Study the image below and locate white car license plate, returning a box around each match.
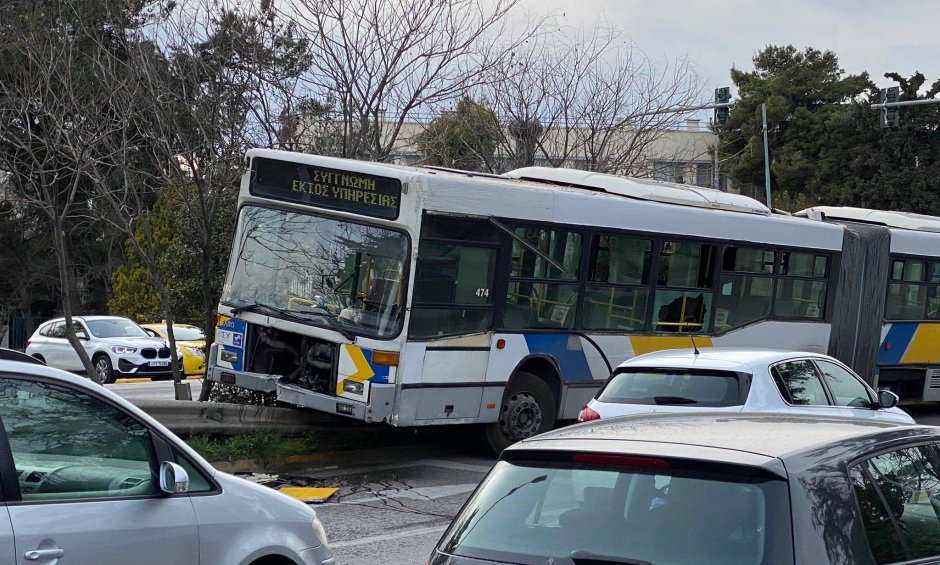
[150,361,170,367]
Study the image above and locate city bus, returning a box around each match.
[206,148,846,451]
[797,206,940,402]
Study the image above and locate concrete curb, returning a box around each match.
[132,399,343,435]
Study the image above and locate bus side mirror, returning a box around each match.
[877,389,899,410]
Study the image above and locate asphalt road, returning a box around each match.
[282,454,494,565]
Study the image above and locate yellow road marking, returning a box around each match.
[278,487,338,503]
[113,375,205,384]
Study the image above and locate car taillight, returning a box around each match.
[573,453,670,468]
[25,339,30,348]
[577,405,600,423]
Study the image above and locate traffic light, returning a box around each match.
[714,87,731,125]
[881,86,899,128]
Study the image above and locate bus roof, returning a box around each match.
[243,149,845,251]
[504,167,771,215]
[798,206,940,233]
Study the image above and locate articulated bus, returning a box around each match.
[206,148,864,450]
[797,207,940,403]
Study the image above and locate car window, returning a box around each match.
[86,319,149,339]
[170,327,205,341]
[175,454,213,493]
[0,377,159,501]
[597,369,744,407]
[771,360,829,405]
[849,465,907,564]
[47,322,65,339]
[38,323,53,337]
[853,445,940,563]
[815,360,873,408]
[439,458,793,565]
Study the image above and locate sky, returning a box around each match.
[518,0,940,94]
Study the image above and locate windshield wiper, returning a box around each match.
[286,306,357,342]
[570,551,652,565]
[653,396,697,405]
[231,302,356,341]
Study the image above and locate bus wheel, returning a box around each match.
[484,372,557,454]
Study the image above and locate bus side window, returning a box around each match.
[504,227,582,330]
[653,241,715,333]
[774,252,828,320]
[409,216,499,339]
[885,258,929,320]
[715,247,774,332]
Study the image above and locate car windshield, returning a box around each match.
[439,457,793,565]
[221,205,409,338]
[167,327,204,341]
[86,319,149,339]
[597,368,745,407]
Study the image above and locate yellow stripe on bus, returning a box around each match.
[901,324,940,364]
[629,336,713,356]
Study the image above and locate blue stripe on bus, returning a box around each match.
[362,349,391,384]
[879,323,918,365]
[523,334,593,382]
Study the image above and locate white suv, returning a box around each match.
[26,316,177,384]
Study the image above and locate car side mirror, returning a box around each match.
[76,331,88,340]
[877,389,900,410]
[159,461,190,494]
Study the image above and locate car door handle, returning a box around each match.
[24,547,65,560]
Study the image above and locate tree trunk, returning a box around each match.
[52,226,98,382]
[198,243,216,402]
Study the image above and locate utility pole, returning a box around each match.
[761,103,772,209]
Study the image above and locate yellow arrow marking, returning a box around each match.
[336,345,375,396]
[346,346,375,383]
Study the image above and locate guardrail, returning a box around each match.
[132,399,343,436]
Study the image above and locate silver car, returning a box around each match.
[578,348,913,424]
[0,359,334,564]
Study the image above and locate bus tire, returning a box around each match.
[484,371,557,455]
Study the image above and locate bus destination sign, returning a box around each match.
[250,157,402,220]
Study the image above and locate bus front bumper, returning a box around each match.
[206,365,280,393]
[277,382,395,424]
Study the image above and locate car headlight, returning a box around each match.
[110,346,138,354]
[312,515,329,547]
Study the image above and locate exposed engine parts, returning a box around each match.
[247,326,336,395]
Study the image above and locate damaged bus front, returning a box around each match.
[206,152,412,423]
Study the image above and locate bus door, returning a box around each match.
[406,214,502,422]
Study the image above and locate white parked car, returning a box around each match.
[578,348,913,424]
[0,358,334,564]
[26,316,178,384]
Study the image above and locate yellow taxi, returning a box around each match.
[140,322,207,378]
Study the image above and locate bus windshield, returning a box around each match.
[221,205,409,338]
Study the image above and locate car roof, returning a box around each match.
[620,348,834,372]
[507,413,932,476]
[41,315,135,324]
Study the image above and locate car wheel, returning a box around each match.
[31,354,45,364]
[94,354,116,384]
[484,371,557,455]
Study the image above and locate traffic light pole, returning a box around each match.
[872,99,940,109]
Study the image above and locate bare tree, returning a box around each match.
[481,23,705,175]
[0,14,111,381]
[280,0,535,161]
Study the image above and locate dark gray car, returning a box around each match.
[430,413,940,565]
